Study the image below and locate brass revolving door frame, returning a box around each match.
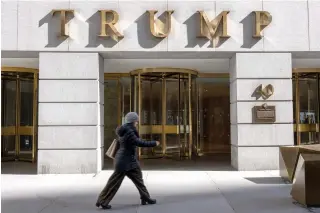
[130,68,198,159]
[1,67,38,162]
[293,68,320,145]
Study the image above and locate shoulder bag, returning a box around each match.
[105,139,119,159]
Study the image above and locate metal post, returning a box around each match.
[178,74,181,159]
[16,76,20,159]
[317,74,320,143]
[188,73,193,159]
[32,73,38,163]
[138,72,142,158]
[162,77,166,156]
[295,73,301,145]
[117,79,121,126]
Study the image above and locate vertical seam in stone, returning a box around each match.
[205,172,236,213]
[214,1,217,49]
[167,0,169,52]
[307,0,311,51]
[262,0,265,51]
[116,0,120,49]
[97,55,103,173]
[68,0,71,51]
[16,0,19,50]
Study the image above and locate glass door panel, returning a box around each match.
[104,75,132,163]
[140,79,153,157]
[139,78,163,158]
[1,136,16,159]
[1,78,17,160]
[151,80,163,156]
[1,69,38,162]
[179,76,190,158]
[119,77,131,123]
[18,79,35,161]
[104,79,119,151]
[191,75,198,157]
[166,79,181,158]
[1,79,17,126]
[294,73,320,145]
[131,69,197,160]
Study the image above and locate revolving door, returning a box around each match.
[1,67,38,162]
[130,68,197,159]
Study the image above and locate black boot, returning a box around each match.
[141,197,157,205]
[96,202,112,210]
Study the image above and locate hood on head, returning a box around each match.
[116,124,132,137]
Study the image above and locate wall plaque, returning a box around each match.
[253,103,276,123]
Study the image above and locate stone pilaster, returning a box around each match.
[37,53,104,174]
[230,53,294,170]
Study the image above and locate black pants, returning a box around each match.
[97,167,150,205]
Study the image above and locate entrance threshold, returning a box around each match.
[103,154,233,171]
[1,161,37,175]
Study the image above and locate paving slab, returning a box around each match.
[1,170,319,213]
[207,171,319,213]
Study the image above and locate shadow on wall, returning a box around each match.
[184,12,210,48]
[135,11,165,49]
[184,12,230,48]
[38,11,263,50]
[240,12,261,49]
[214,36,229,48]
[39,11,74,48]
[86,11,120,48]
[251,84,263,100]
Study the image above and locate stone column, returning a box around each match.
[37,53,104,174]
[230,53,294,170]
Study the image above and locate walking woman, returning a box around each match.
[96,112,160,210]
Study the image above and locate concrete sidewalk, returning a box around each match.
[1,170,319,213]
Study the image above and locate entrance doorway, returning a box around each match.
[197,75,230,155]
[293,69,320,145]
[104,68,230,162]
[1,67,38,163]
[131,68,197,159]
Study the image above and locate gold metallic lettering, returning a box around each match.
[99,10,123,41]
[253,11,272,38]
[51,9,74,38]
[147,10,174,38]
[260,84,274,100]
[198,11,230,41]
